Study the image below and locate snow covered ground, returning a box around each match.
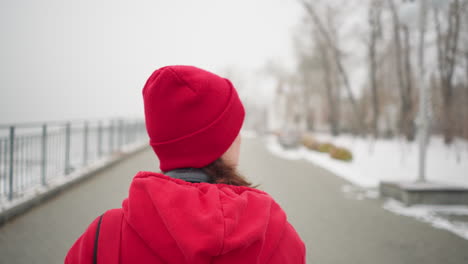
[267,133,468,188]
[384,199,468,240]
[263,132,468,240]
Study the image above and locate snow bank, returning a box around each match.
[265,133,468,240]
[267,134,468,188]
[384,199,468,240]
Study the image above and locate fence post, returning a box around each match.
[64,123,71,175]
[135,122,139,142]
[3,139,7,196]
[109,120,114,153]
[140,122,144,141]
[123,120,128,145]
[83,121,89,166]
[97,121,103,157]
[134,121,138,143]
[118,120,123,149]
[8,126,15,201]
[41,124,47,186]
[130,121,134,144]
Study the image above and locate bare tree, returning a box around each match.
[460,1,468,139]
[465,50,468,139]
[417,0,428,92]
[434,0,462,144]
[294,12,341,135]
[300,0,364,134]
[316,35,340,135]
[296,41,327,132]
[388,0,416,141]
[293,21,321,132]
[368,0,383,138]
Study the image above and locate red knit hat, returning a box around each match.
[142,65,245,172]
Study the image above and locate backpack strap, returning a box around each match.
[93,208,124,264]
[93,215,104,264]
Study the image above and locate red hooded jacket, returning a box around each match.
[65,172,306,263]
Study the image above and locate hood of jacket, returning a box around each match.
[121,171,291,263]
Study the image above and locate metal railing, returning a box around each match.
[0,119,148,202]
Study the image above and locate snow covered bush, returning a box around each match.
[317,143,336,153]
[329,147,353,162]
[302,134,321,151]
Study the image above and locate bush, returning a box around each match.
[317,143,335,153]
[301,134,321,151]
[329,147,353,161]
[301,134,353,162]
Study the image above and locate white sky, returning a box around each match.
[0,0,303,124]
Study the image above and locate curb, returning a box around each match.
[0,144,150,227]
[380,181,468,206]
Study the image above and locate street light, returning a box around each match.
[416,0,430,183]
[399,0,432,183]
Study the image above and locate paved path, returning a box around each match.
[1,137,468,263]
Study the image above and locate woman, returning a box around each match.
[65,65,306,263]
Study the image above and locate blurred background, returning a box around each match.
[0,0,299,124]
[1,0,468,263]
[2,0,468,143]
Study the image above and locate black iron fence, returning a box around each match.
[0,119,147,202]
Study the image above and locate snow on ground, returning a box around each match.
[264,133,468,240]
[266,134,468,188]
[384,199,468,240]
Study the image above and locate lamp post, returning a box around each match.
[399,0,431,183]
[416,0,430,182]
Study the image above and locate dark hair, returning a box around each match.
[202,158,255,188]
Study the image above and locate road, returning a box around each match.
[0,136,467,263]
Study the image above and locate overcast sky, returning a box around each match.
[0,0,303,124]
